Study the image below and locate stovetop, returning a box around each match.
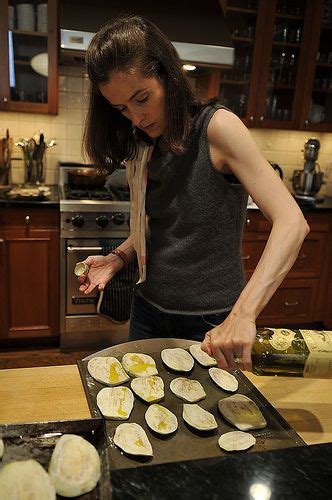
[58,161,131,212]
[64,184,130,202]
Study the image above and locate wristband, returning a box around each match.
[110,249,128,267]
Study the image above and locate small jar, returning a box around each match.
[74,262,90,277]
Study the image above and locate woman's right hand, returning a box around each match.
[77,254,123,294]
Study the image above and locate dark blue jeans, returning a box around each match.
[129,293,230,342]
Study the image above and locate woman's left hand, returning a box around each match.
[201,312,256,371]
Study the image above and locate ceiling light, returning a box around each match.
[183,64,197,71]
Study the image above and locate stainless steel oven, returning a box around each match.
[59,162,132,350]
[66,238,126,316]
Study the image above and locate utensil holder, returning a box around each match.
[0,163,10,185]
[24,159,44,185]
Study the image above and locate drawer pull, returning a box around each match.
[25,215,30,225]
[246,218,250,226]
[297,253,306,260]
[285,301,299,307]
[0,239,4,266]
[242,255,250,260]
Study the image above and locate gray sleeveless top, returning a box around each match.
[137,105,248,314]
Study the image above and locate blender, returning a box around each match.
[291,138,325,203]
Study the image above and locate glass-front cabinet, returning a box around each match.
[220,0,264,126]
[219,0,331,131]
[0,0,58,114]
[299,0,332,131]
[262,0,307,125]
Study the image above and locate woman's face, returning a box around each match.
[99,69,166,138]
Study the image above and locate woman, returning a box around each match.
[79,15,309,372]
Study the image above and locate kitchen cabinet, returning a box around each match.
[243,210,332,327]
[0,206,60,344]
[186,66,221,103]
[0,0,58,114]
[218,0,332,131]
[298,0,332,131]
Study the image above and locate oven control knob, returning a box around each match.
[96,215,109,228]
[72,214,85,228]
[112,212,126,225]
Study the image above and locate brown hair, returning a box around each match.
[83,15,198,171]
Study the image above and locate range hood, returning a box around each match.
[60,0,234,67]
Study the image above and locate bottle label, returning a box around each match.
[268,328,296,351]
[301,330,332,379]
[304,353,332,379]
[300,330,332,353]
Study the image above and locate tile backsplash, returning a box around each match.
[0,65,332,196]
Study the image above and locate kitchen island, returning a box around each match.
[1,363,332,499]
[0,364,331,445]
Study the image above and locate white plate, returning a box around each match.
[30,53,48,77]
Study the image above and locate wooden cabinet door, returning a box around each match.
[220,0,329,131]
[254,0,316,129]
[257,279,320,325]
[219,0,266,126]
[0,227,59,342]
[0,0,58,114]
[298,0,332,132]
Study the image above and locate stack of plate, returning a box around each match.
[16,3,35,31]
[37,3,48,33]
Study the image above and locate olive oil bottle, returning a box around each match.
[251,328,332,378]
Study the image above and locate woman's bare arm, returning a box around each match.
[201,109,309,370]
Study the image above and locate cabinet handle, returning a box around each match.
[259,116,264,122]
[242,255,250,260]
[249,116,254,122]
[25,215,30,225]
[67,246,103,252]
[0,97,8,103]
[304,120,309,127]
[0,239,4,265]
[285,301,299,307]
[246,218,250,226]
[297,253,306,260]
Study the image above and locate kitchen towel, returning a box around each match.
[96,243,138,323]
[126,142,154,284]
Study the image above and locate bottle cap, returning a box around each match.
[74,262,90,277]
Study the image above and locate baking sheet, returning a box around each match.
[78,338,305,470]
[0,418,109,499]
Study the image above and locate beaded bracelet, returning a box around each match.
[110,249,128,267]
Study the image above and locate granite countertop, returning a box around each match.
[297,196,332,212]
[248,195,332,212]
[0,185,60,207]
[111,442,332,500]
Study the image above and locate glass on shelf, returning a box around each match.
[227,0,258,10]
[276,0,303,16]
[7,4,49,105]
[219,86,249,118]
[265,91,292,121]
[323,0,332,23]
[273,21,302,43]
[269,46,298,85]
[307,5,332,125]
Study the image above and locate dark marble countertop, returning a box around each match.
[248,196,332,213]
[0,185,59,207]
[111,442,332,500]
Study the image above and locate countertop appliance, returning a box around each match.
[59,162,131,350]
[60,0,234,67]
[292,138,325,203]
[269,162,283,179]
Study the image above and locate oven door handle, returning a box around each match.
[67,246,103,252]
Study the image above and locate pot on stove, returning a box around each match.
[67,168,107,189]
